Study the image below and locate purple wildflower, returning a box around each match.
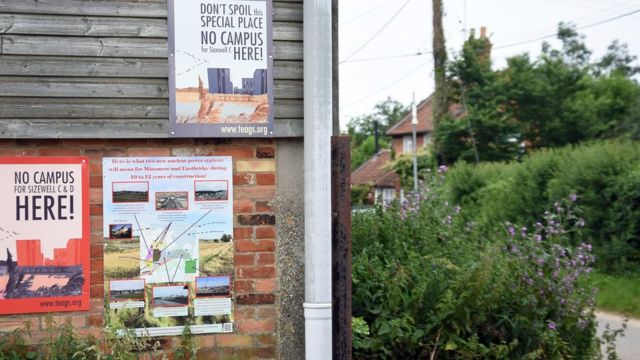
[570,193,578,202]
[548,321,557,330]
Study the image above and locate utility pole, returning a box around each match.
[432,0,447,161]
[411,92,418,192]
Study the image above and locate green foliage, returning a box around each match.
[444,140,640,273]
[0,315,199,360]
[347,98,409,170]
[174,323,197,360]
[439,23,640,164]
[388,149,437,189]
[351,184,372,205]
[352,173,606,359]
[351,136,389,171]
[589,272,640,318]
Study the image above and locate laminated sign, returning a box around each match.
[0,157,90,314]
[168,0,274,138]
[102,157,234,336]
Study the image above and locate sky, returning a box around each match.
[339,0,640,130]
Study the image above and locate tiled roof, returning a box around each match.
[351,150,399,188]
[387,94,464,136]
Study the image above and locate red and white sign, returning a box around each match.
[0,157,90,314]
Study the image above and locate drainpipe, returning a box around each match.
[303,0,332,359]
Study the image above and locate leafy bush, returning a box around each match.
[444,140,640,272]
[352,173,605,359]
[0,316,196,359]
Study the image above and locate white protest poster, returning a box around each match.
[169,0,274,137]
[103,157,234,336]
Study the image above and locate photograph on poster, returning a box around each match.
[109,224,133,239]
[152,285,189,308]
[110,279,145,302]
[155,191,188,211]
[196,276,231,297]
[0,157,89,314]
[112,182,149,203]
[195,180,228,201]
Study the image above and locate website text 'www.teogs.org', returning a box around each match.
[40,299,82,308]
[220,125,268,136]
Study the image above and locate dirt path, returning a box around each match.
[596,311,640,359]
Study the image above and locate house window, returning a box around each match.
[402,135,414,153]
[423,133,431,147]
[374,187,396,206]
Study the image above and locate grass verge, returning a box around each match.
[589,271,640,318]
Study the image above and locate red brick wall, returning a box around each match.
[0,139,277,359]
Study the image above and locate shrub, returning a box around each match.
[444,140,640,272]
[352,173,604,359]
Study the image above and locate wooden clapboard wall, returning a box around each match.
[0,0,303,138]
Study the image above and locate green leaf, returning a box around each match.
[445,341,458,351]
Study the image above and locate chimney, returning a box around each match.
[478,26,492,61]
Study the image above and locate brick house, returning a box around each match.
[351,150,401,206]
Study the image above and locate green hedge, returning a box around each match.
[445,140,640,273]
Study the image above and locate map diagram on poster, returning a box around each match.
[103,157,234,336]
[0,157,90,315]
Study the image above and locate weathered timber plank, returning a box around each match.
[0,14,301,40]
[0,98,302,119]
[0,118,303,138]
[0,55,167,78]
[273,22,302,41]
[273,118,303,138]
[0,77,302,99]
[0,14,167,37]
[0,77,168,98]
[1,35,301,60]
[274,61,303,80]
[274,2,303,22]
[0,98,168,119]
[0,119,167,138]
[1,35,168,57]
[0,0,167,18]
[0,55,302,80]
[0,1,302,22]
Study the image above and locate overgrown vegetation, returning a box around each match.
[351,172,618,359]
[444,140,640,273]
[0,315,197,359]
[438,23,640,164]
[589,272,640,318]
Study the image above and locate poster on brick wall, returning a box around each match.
[0,157,89,315]
[168,0,274,138]
[102,156,234,336]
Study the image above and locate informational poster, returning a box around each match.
[103,157,234,336]
[168,0,274,138]
[0,157,89,314]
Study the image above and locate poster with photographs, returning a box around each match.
[0,157,89,314]
[103,157,234,336]
[168,0,274,138]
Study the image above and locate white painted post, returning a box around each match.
[412,92,418,192]
[303,0,332,359]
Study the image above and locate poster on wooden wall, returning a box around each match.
[0,157,90,314]
[102,156,234,336]
[168,0,274,138]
